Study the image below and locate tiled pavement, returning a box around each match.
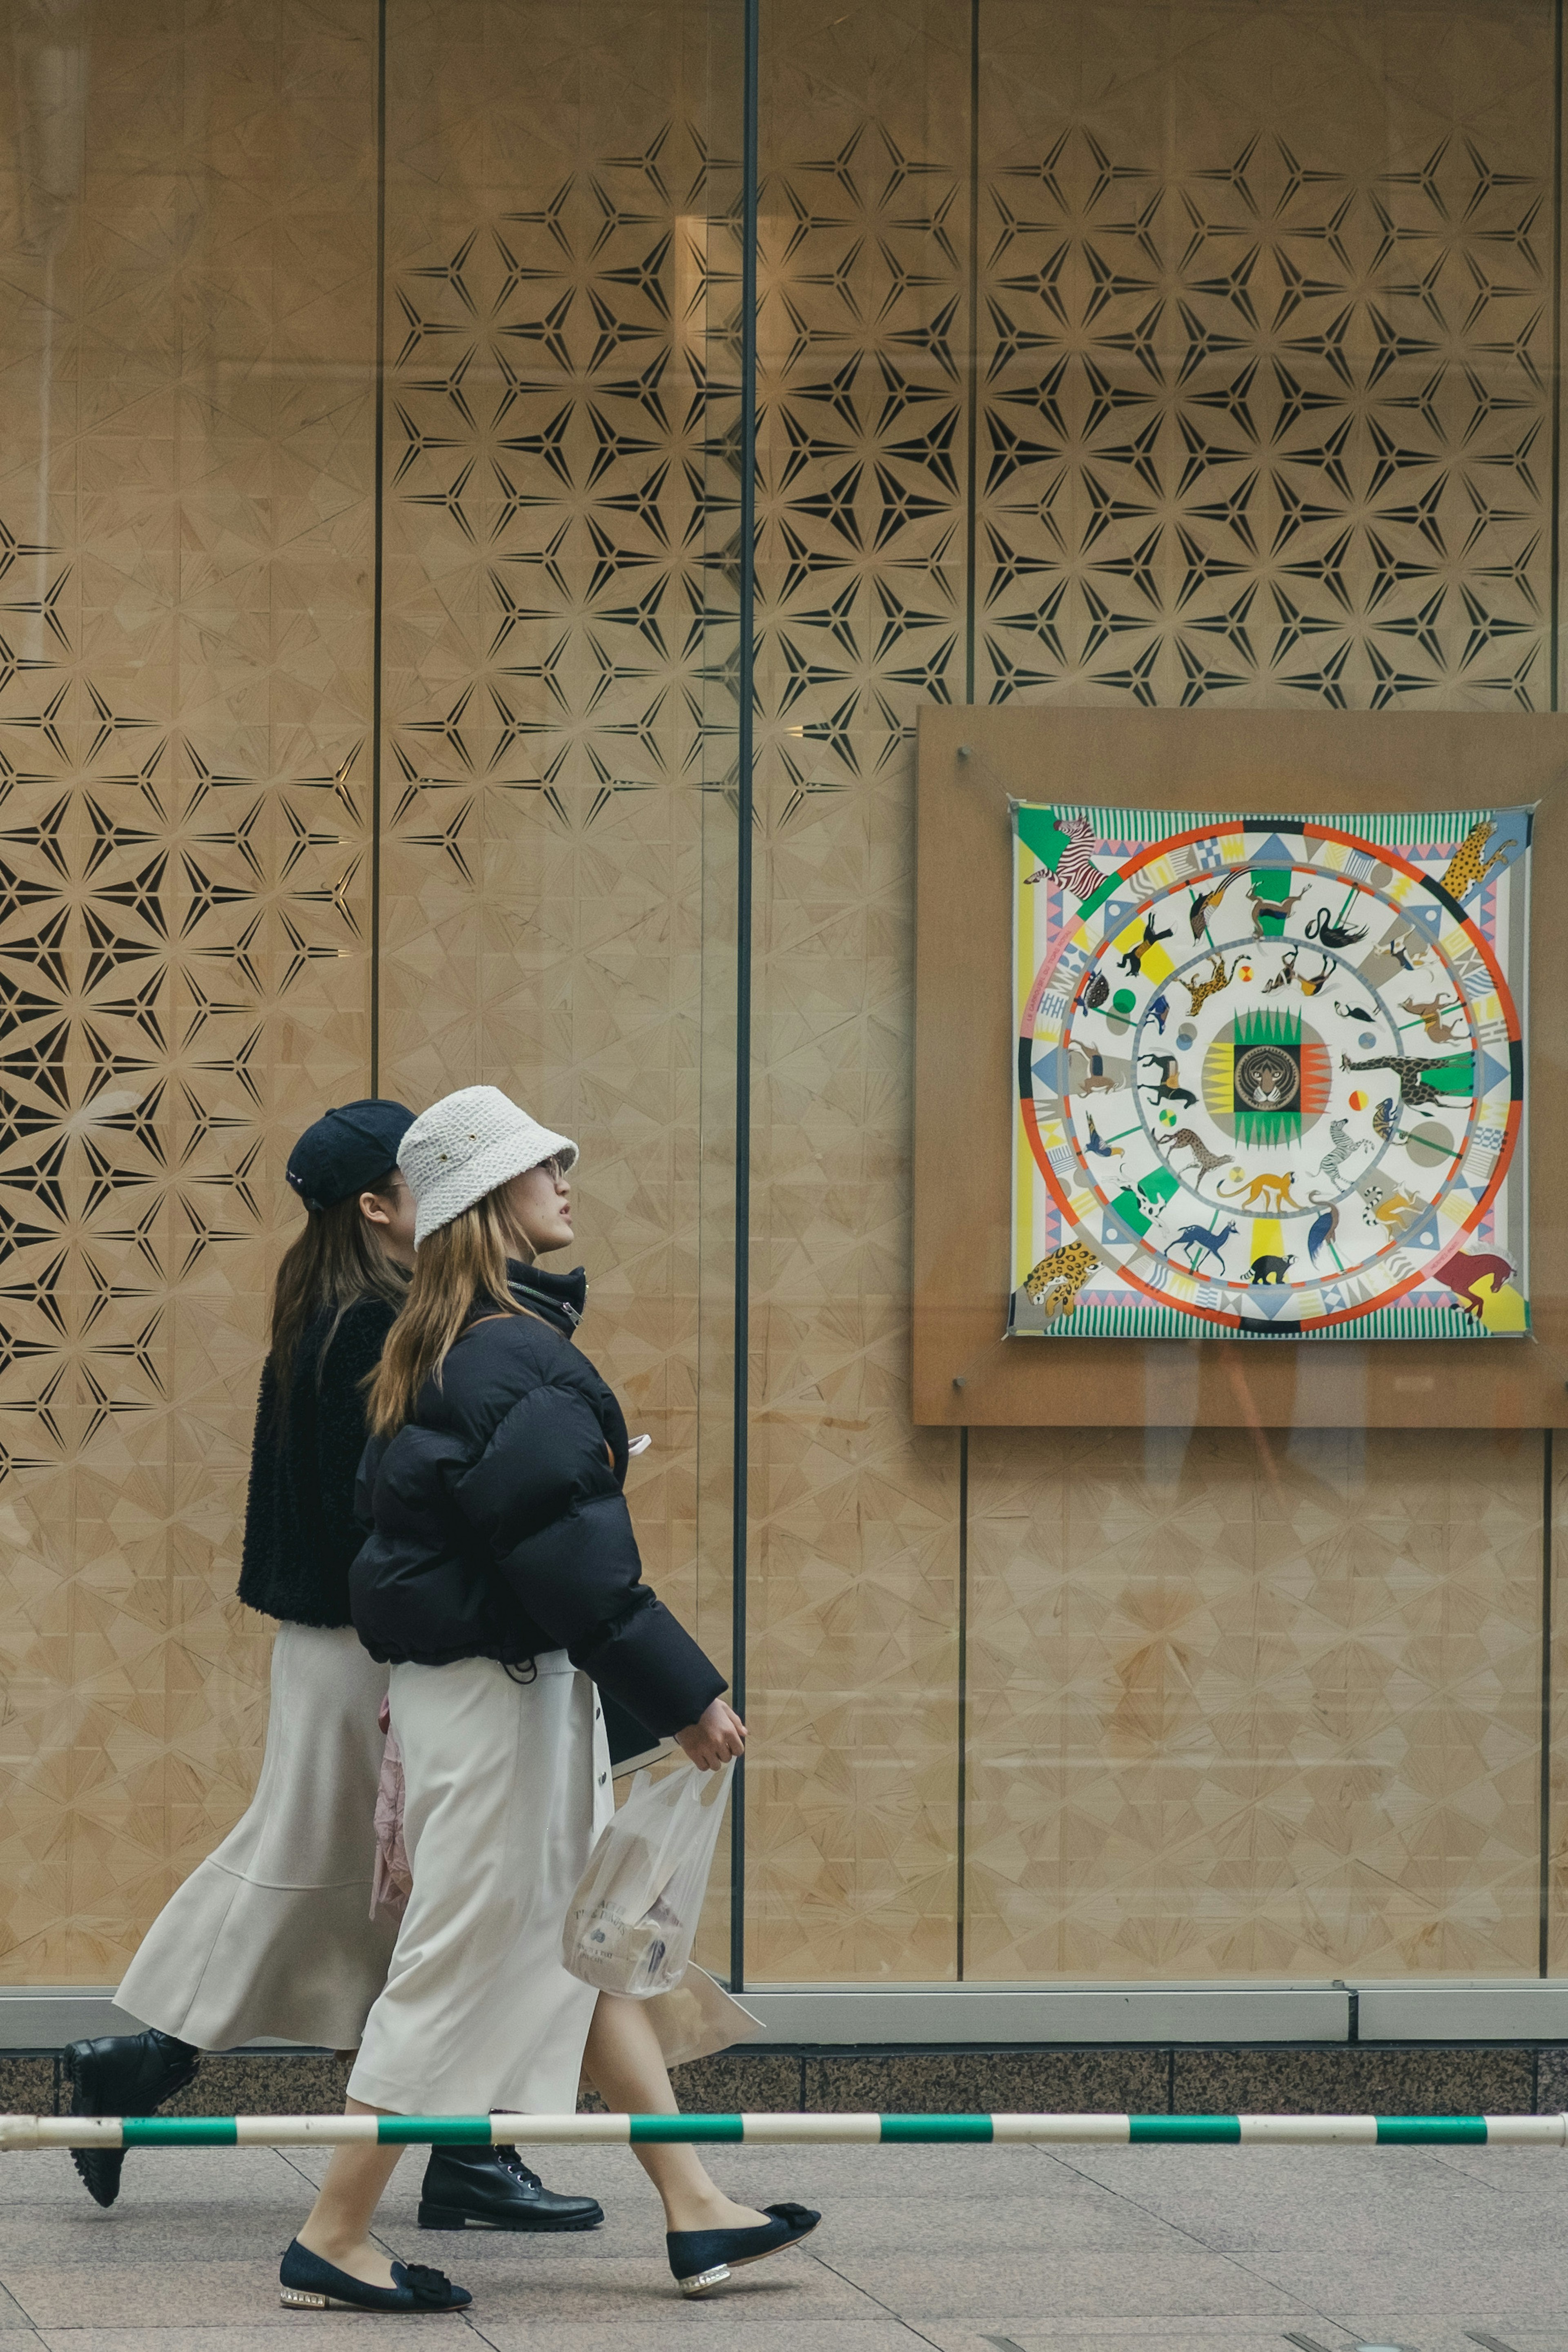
[3,2137,1568,2352]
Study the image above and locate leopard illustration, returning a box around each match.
[1023,1241,1100,1321]
[1439,819,1509,905]
[1178,953,1234,1015]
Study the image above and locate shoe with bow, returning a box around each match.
[278,2241,472,2312]
[666,2201,821,2297]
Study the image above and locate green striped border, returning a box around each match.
[1040,806,1501,850]
[22,2111,1542,2152]
[1012,1300,1503,1341]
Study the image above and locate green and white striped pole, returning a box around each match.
[4,2111,1568,2152]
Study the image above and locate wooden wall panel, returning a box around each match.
[957,0,1561,1988]
[975,0,1555,710]
[2,0,1564,1999]
[743,0,970,1981]
[0,0,378,1982]
[967,1424,1544,1979]
[375,0,740,1987]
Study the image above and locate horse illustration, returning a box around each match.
[1071,1048,1124,1096]
[1434,1245,1515,1323]
[1401,993,1463,1044]
[1137,1054,1198,1112]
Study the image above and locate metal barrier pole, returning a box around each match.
[3,2111,1567,2152]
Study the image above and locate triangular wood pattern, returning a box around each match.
[0,1,377,1982]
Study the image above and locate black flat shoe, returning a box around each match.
[417,2142,604,2232]
[64,2029,201,2210]
[666,2202,821,2297]
[278,2241,471,2312]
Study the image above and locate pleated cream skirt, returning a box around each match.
[348,1653,613,2117]
[116,1622,395,2051]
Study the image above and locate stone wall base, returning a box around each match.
[7,2042,1568,2119]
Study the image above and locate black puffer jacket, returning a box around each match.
[237,1296,399,1628]
[350,1262,724,1738]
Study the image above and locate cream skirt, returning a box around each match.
[116,1622,394,2051]
[348,1653,613,2116]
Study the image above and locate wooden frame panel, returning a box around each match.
[913,706,1568,1428]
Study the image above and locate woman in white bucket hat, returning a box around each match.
[276,1088,819,2314]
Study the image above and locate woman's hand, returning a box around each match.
[675,1698,746,1771]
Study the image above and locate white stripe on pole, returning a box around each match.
[1481,2115,1567,2145]
[20,2119,122,2149]
[991,2115,1132,2143]
[234,2116,379,2146]
[489,2113,630,2144]
[1238,2116,1377,2143]
[739,2114,879,2143]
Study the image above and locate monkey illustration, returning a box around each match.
[1218,1169,1304,1215]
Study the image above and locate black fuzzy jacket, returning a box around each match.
[349,1263,724,1739]
[237,1296,399,1628]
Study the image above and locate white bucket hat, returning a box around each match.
[399,1085,578,1247]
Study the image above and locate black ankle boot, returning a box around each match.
[417,2143,604,2232]
[64,2029,202,2208]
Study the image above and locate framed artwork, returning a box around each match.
[911,707,1568,1428]
[1011,804,1530,1341]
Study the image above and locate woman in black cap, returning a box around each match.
[63,1101,602,2243]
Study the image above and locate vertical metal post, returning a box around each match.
[369,0,388,1091]
[956,1426,969,1979]
[1542,1427,1555,1976]
[729,0,760,1995]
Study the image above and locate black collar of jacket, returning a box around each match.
[502,1257,587,1337]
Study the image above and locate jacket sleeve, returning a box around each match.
[315,1306,394,1576]
[453,1376,725,1735]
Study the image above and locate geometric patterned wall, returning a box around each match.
[962,6,1557,1977]
[0,0,377,1980]
[1,0,1564,1989]
[375,5,742,1731]
[743,0,1560,1982]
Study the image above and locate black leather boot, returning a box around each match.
[64,2029,202,2208]
[417,2143,604,2232]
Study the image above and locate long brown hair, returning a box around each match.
[270,1173,409,1413]
[368,1187,530,1437]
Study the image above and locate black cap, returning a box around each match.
[285,1100,416,1214]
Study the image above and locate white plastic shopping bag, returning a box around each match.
[563,1759,733,1997]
